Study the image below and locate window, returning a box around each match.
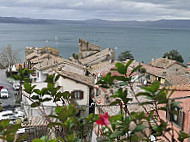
[158,77,161,81]
[166,106,184,128]
[146,75,150,80]
[71,90,84,99]
[37,72,39,78]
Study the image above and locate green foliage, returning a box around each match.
[163,49,184,63]
[13,65,33,103]
[0,119,25,142]
[178,130,190,142]
[96,60,189,141]
[72,53,79,60]
[139,67,146,74]
[118,50,134,61]
[1,59,189,142]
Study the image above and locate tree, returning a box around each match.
[163,50,184,63]
[13,66,33,103]
[0,45,21,69]
[118,50,134,61]
[72,53,79,60]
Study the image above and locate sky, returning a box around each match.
[0,0,190,21]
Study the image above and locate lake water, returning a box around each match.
[0,23,190,63]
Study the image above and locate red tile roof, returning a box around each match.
[150,58,185,69]
[166,84,190,91]
[143,64,165,77]
[15,63,24,69]
[166,74,190,85]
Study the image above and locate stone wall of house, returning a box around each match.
[80,51,99,59]
[78,38,101,59]
[166,63,187,76]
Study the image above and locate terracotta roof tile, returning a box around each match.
[89,61,117,75]
[165,84,190,91]
[143,64,165,77]
[30,53,55,63]
[15,63,24,69]
[55,69,94,87]
[166,74,190,85]
[26,52,40,60]
[33,58,64,71]
[79,48,113,65]
[150,58,177,69]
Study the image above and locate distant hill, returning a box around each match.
[1,17,190,29]
[0,17,48,24]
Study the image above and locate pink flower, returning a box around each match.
[96,112,110,126]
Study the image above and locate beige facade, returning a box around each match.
[57,76,92,116]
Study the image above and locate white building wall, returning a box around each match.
[22,82,56,117]
[36,70,47,82]
[57,76,90,106]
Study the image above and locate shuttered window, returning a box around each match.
[166,106,184,128]
[71,90,84,99]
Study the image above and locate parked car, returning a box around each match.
[0,88,8,98]
[14,110,25,119]
[0,110,25,124]
[13,82,20,90]
[0,110,14,120]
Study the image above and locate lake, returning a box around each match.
[0,23,189,63]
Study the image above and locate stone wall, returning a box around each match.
[78,38,101,59]
[166,63,187,76]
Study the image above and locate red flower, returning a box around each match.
[96,112,110,126]
[119,101,123,110]
[119,101,123,114]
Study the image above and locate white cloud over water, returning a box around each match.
[0,0,189,20]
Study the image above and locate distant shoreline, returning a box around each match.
[1,17,190,29]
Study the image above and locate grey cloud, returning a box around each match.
[0,0,189,20]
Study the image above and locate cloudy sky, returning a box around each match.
[0,0,190,21]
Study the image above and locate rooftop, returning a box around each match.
[143,64,165,77]
[30,53,56,63]
[89,61,117,75]
[150,58,185,69]
[166,74,190,85]
[37,47,60,53]
[79,48,113,65]
[166,85,190,91]
[25,52,40,60]
[55,69,94,87]
[33,58,64,71]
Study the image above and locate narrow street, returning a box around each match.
[0,69,17,109]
